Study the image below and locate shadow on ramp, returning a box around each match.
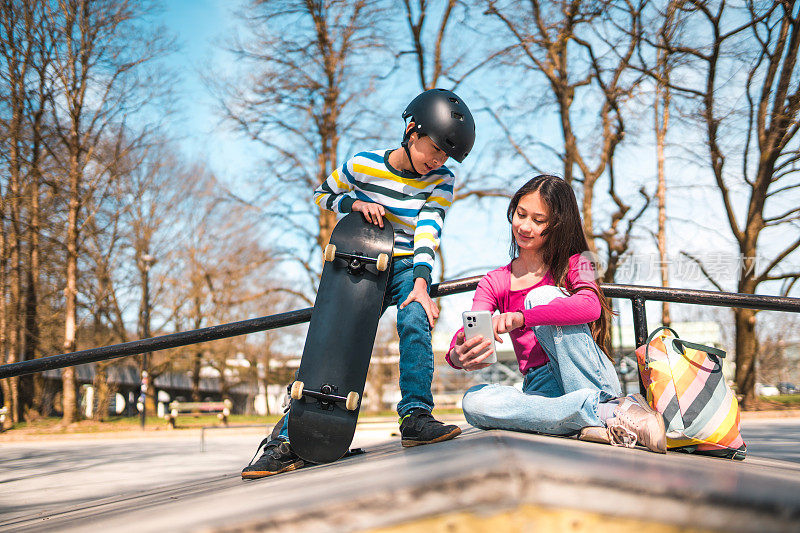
[3,428,800,533]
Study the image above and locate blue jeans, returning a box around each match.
[276,257,434,439]
[382,257,435,416]
[461,285,621,436]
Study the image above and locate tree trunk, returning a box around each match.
[192,350,202,402]
[735,235,760,410]
[24,129,44,419]
[20,182,40,418]
[92,362,113,421]
[581,174,599,256]
[263,336,272,415]
[190,302,204,402]
[656,80,671,326]
[0,191,8,430]
[62,154,81,425]
[6,162,21,425]
[220,375,230,404]
[5,91,23,424]
[317,131,338,250]
[733,308,758,410]
[317,208,337,251]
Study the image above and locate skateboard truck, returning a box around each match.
[290,380,360,411]
[323,244,390,274]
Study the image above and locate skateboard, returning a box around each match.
[288,212,394,463]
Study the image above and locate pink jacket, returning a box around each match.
[446,253,602,374]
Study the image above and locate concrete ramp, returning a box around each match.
[3,427,799,532]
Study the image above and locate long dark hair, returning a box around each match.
[507,175,614,359]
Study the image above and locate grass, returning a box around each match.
[2,414,285,435]
[761,394,800,407]
[1,409,467,436]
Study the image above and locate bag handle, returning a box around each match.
[672,339,726,359]
[643,326,726,369]
[643,326,679,369]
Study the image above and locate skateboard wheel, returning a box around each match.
[345,391,359,411]
[376,253,389,272]
[290,381,304,400]
[323,244,336,262]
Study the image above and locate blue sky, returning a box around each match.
[161,0,259,180]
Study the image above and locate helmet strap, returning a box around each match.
[401,129,422,176]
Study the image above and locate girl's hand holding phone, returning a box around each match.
[452,311,503,371]
[450,331,496,371]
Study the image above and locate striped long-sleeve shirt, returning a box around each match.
[313,149,455,286]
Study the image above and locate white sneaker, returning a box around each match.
[578,426,611,444]
[605,394,667,453]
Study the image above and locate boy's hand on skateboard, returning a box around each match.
[352,200,385,228]
[450,331,493,371]
[493,312,524,335]
[400,278,439,328]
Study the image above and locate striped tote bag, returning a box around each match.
[635,326,746,460]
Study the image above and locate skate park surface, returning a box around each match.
[1,415,799,532]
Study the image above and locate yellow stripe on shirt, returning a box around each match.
[352,163,444,190]
[426,195,452,208]
[331,168,348,190]
[383,211,415,229]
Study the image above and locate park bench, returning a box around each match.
[164,399,232,429]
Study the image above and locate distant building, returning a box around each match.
[39,364,258,419]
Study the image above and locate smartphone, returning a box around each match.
[462,311,497,364]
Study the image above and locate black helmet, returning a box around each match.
[402,88,475,163]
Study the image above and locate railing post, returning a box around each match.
[631,297,648,395]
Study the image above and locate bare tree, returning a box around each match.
[401,0,459,91]
[19,1,55,421]
[398,0,509,292]
[0,0,54,426]
[647,0,800,408]
[215,0,389,295]
[157,167,279,402]
[652,1,680,325]
[119,141,203,416]
[483,0,650,283]
[756,312,800,387]
[45,0,174,424]
[82,168,128,420]
[0,0,30,426]
[76,134,180,420]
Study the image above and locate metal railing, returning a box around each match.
[1,277,799,381]
[603,284,800,346]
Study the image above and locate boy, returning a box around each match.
[242,88,476,479]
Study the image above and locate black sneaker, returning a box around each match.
[399,408,461,447]
[241,438,304,480]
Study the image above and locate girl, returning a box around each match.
[448,175,666,453]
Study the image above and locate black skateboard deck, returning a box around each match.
[288,213,394,463]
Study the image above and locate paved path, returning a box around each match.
[0,417,798,532]
[739,417,800,464]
